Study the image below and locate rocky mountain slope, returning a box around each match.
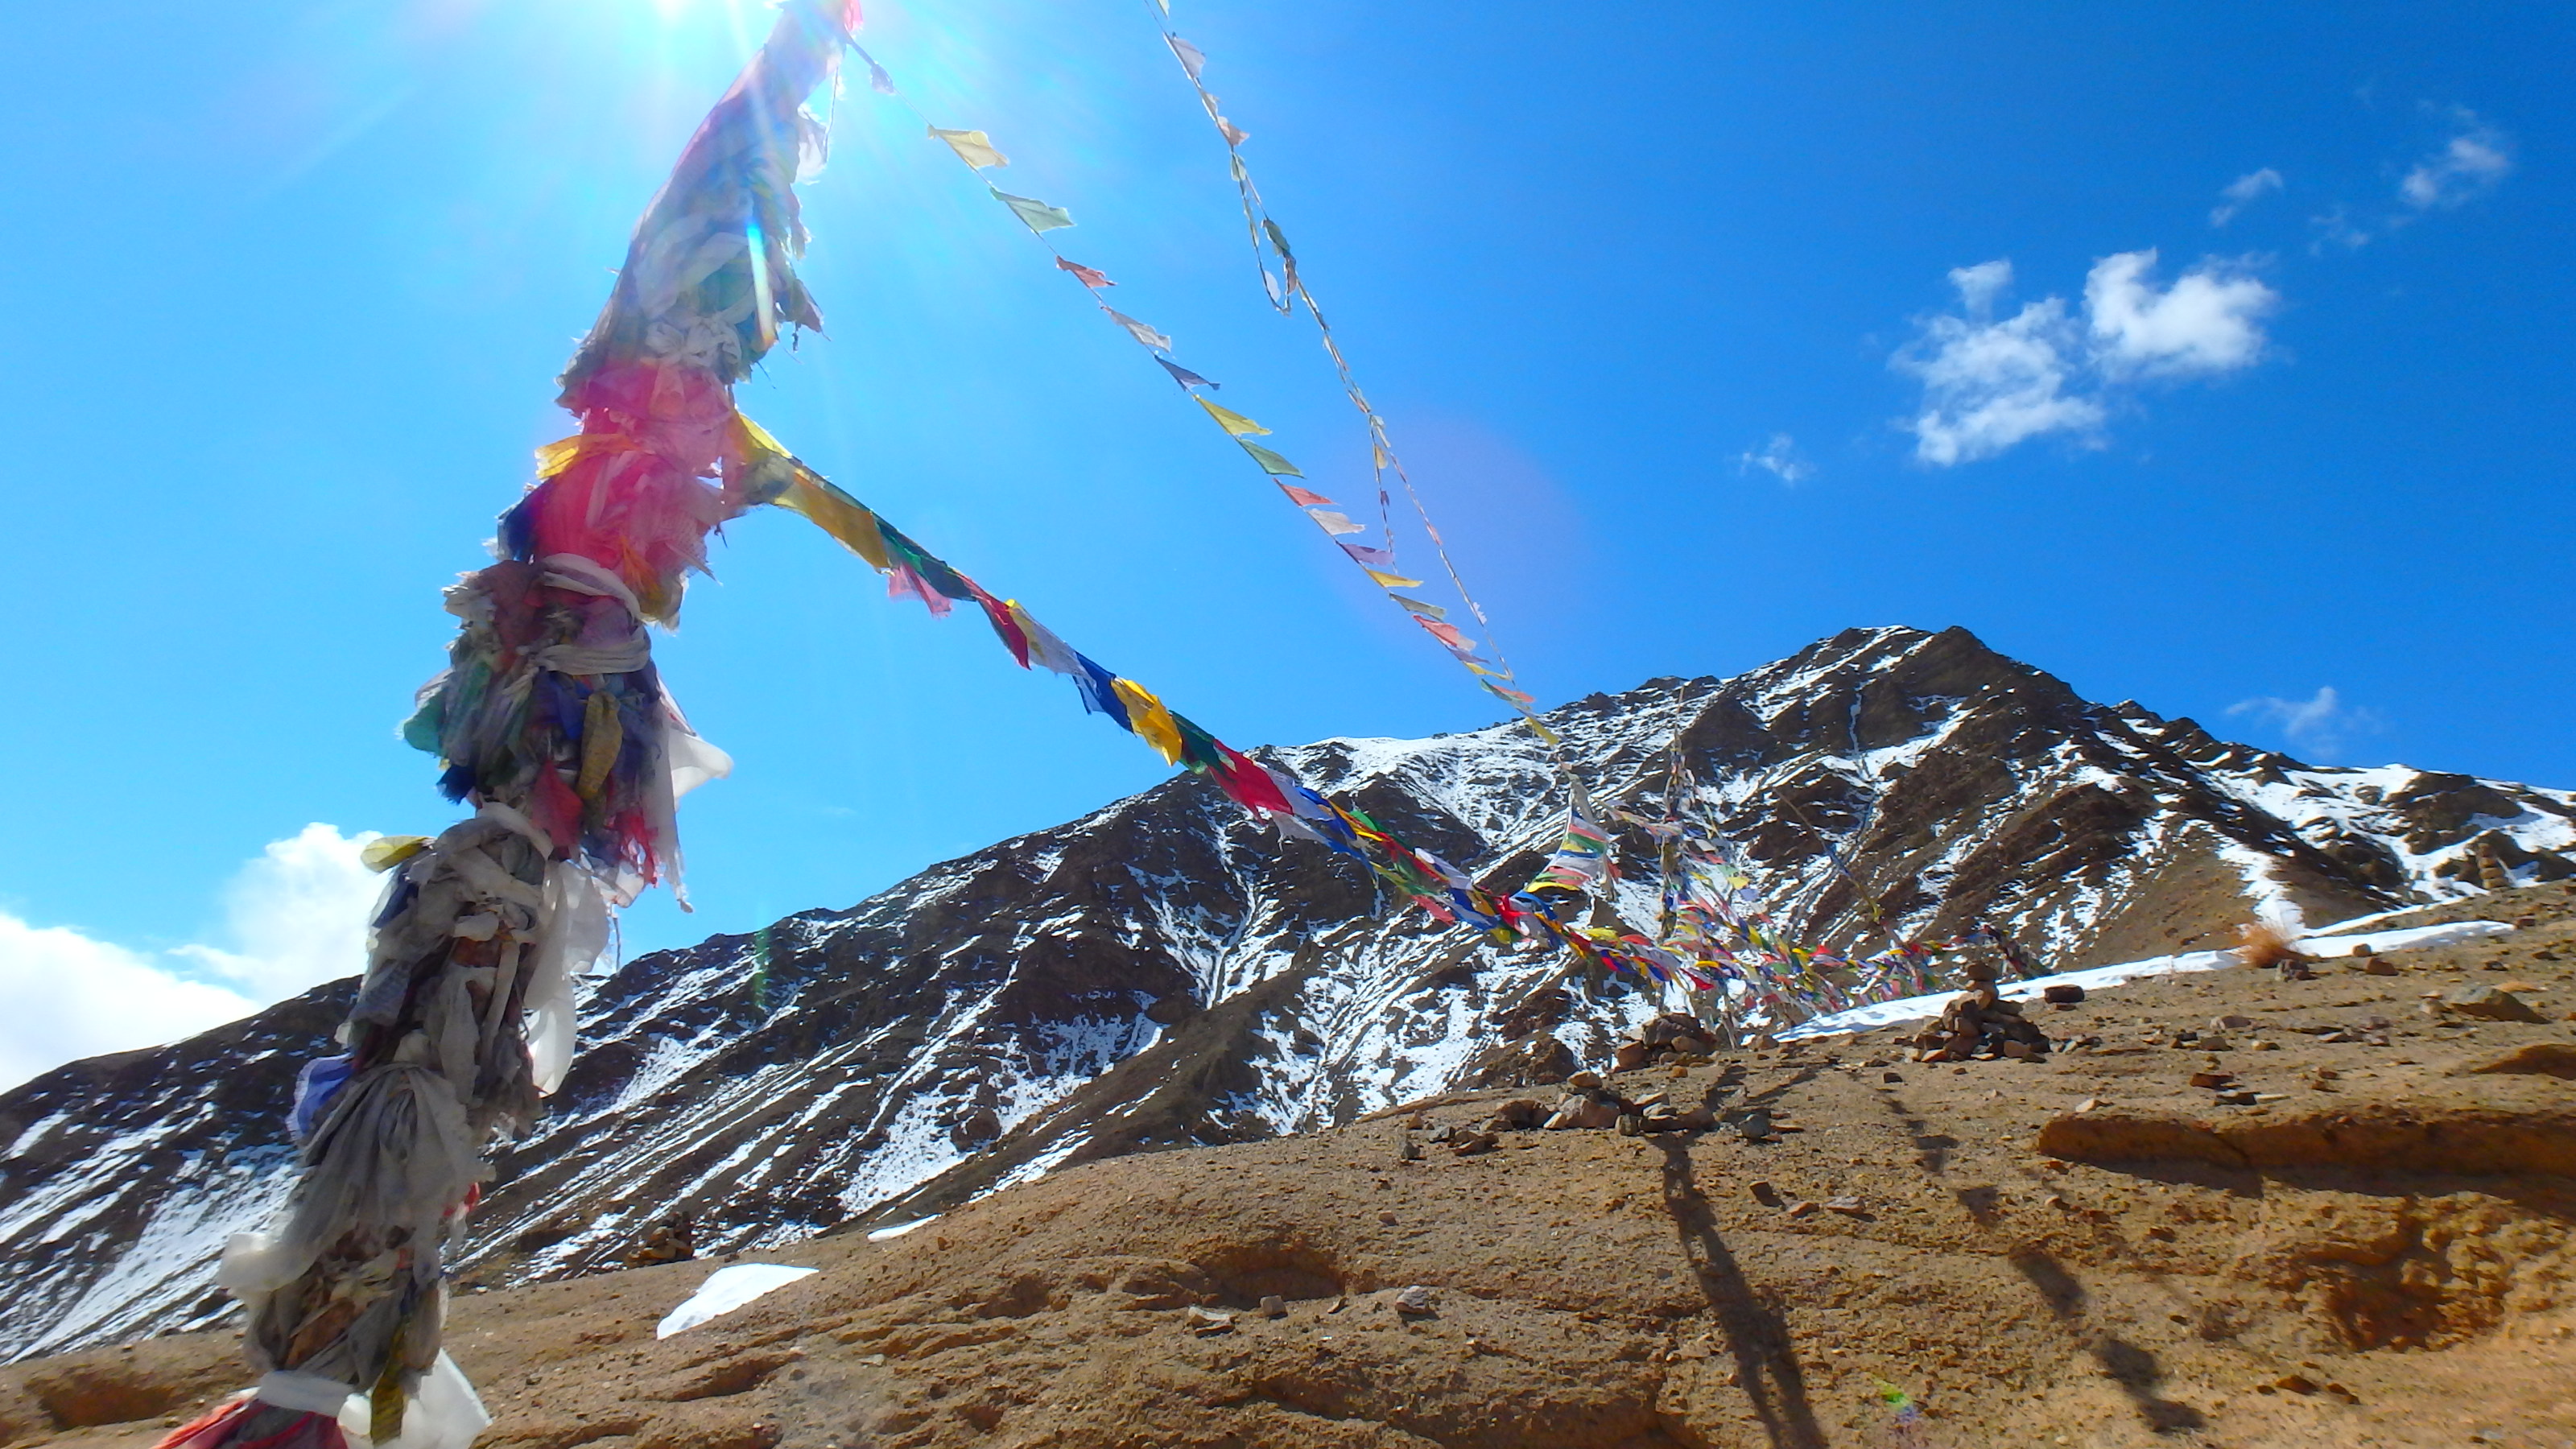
[5,625,2570,1360]
[9,883,2576,1447]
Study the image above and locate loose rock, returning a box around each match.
[2444,984,2548,1023]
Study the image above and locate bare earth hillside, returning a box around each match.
[8,882,2574,1448]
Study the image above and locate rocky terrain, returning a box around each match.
[5,625,2573,1364]
[5,883,2574,1447]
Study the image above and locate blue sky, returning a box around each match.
[1,0,2566,1084]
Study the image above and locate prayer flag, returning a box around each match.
[867,60,896,95]
[886,562,952,618]
[1167,35,1208,79]
[930,126,1007,169]
[1216,117,1248,147]
[1416,618,1477,652]
[1278,485,1334,506]
[1055,257,1114,287]
[992,188,1073,233]
[1007,602,1084,677]
[1071,655,1130,729]
[1112,678,1187,765]
[1105,309,1171,351]
[1339,541,1397,568]
[1195,398,1269,436]
[1305,508,1364,535]
[1156,357,1217,390]
[1239,442,1302,477]
[777,477,892,571]
[1389,594,1447,621]
[1362,568,1426,588]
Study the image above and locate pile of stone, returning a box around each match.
[1611,1012,1723,1072]
[1540,1071,1713,1135]
[1900,983,2054,1063]
[624,1216,697,1266]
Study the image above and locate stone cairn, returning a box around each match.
[1423,1013,1731,1154]
[1612,1012,1721,1074]
[1898,952,2057,1063]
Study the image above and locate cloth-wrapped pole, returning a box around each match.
[163,6,857,1447]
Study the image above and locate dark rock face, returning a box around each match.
[5,625,2570,1360]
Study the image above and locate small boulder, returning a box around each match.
[1393,1285,1435,1315]
[2443,984,2548,1023]
[2462,1042,2576,1079]
[2042,985,2086,1005]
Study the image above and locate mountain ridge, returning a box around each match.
[5,624,2570,1360]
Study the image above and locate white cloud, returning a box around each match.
[2210,167,2283,227]
[2085,250,2278,379]
[0,824,384,1090]
[1736,432,1813,484]
[2227,687,2384,761]
[1893,251,2277,466]
[2401,114,2512,211]
[172,824,386,1001]
[0,918,258,1091]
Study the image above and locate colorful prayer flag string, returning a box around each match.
[1133,6,1560,749]
[840,39,1566,754]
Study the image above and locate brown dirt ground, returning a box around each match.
[10,883,2576,1449]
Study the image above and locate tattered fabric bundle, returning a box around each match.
[163,5,857,1447]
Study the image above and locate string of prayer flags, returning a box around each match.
[850,38,1563,766]
[1529,808,1616,894]
[1137,11,1569,753]
[736,415,1641,978]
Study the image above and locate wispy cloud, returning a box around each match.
[1736,432,1813,484]
[2309,206,2372,253]
[2308,109,2512,252]
[1892,250,2277,466]
[2227,686,2384,761]
[0,824,385,1088]
[2400,110,2512,212]
[2209,167,2283,227]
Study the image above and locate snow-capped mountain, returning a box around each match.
[4,625,2569,1360]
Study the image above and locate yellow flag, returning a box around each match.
[1112,679,1187,766]
[533,433,639,478]
[930,126,1008,169]
[360,836,432,873]
[1196,397,1269,436]
[776,477,892,571]
[1363,568,1426,589]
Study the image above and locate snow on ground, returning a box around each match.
[1781,919,2515,1040]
